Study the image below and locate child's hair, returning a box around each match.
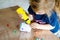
[29,0,55,17]
[54,0,60,20]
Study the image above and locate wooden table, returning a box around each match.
[0,6,60,40]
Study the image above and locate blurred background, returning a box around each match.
[0,0,29,12]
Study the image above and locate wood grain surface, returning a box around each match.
[0,6,60,40]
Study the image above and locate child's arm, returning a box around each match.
[30,22,55,30]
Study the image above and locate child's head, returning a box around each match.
[29,0,55,15]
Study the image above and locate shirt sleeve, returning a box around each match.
[28,6,36,15]
[50,11,59,33]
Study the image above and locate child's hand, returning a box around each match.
[19,14,33,21]
[30,22,39,29]
[28,14,33,21]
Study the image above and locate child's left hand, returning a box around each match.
[30,22,55,30]
[30,22,40,29]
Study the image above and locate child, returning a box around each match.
[28,0,60,38]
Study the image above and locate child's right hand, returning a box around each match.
[18,14,33,20]
[28,14,33,21]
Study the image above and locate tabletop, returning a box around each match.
[0,6,60,40]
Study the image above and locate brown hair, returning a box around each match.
[54,0,60,20]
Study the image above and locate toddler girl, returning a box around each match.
[28,0,60,38]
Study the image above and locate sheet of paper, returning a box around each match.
[20,22,31,32]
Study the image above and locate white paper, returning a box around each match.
[20,22,31,32]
